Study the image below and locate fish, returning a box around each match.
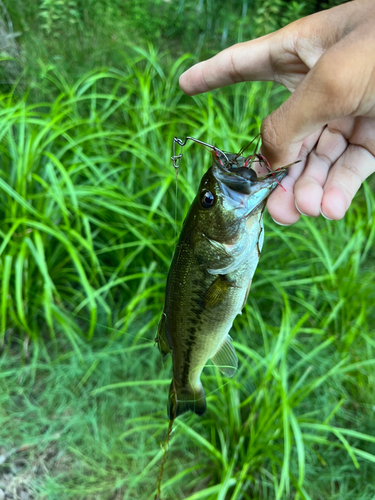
[157,147,288,419]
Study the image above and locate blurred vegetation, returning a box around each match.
[1,0,374,499]
[4,0,349,82]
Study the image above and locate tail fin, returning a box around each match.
[168,380,206,419]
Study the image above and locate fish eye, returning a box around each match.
[201,190,215,208]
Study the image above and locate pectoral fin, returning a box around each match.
[210,336,238,378]
[156,313,171,358]
[202,275,235,310]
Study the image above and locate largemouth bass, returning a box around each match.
[157,147,287,418]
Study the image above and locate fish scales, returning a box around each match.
[157,150,287,418]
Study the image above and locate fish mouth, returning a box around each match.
[213,159,288,215]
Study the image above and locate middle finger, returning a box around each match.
[294,122,349,216]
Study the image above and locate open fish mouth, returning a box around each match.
[213,157,288,214]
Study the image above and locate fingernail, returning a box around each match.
[271,217,291,226]
[320,209,333,221]
[295,201,308,217]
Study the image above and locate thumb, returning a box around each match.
[260,32,375,167]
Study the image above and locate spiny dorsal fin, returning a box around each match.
[210,336,238,378]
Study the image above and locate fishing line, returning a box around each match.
[154,380,179,500]
[170,135,227,240]
[174,164,178,241]
[171,136,229,167]
[5,289,245,396]
[154,414,175,500]
[153,383,237,498]
[7,292,238,499]
[171,137,185,242]
[153,367,236,499]
[2,284,155,345]
[70,313,154,343]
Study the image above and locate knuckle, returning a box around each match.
[313,149,332,167]
[299,141,313,160]
[261,114,282,150]
[227,47,244,84]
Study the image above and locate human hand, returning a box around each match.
[179,0,375,224]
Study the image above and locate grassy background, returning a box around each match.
[1,1,375,499]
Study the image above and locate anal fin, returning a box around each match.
[210,336,238,378]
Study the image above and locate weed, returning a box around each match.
[0,48,374,499]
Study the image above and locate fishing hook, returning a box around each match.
[171,136,229,169]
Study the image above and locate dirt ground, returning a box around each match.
[0,437,61,500]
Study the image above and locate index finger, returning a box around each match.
[179,35,277,96]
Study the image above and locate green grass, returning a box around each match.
[5,0,325,82]
[1,48,375,499]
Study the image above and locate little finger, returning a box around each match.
[321,144,375,219]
